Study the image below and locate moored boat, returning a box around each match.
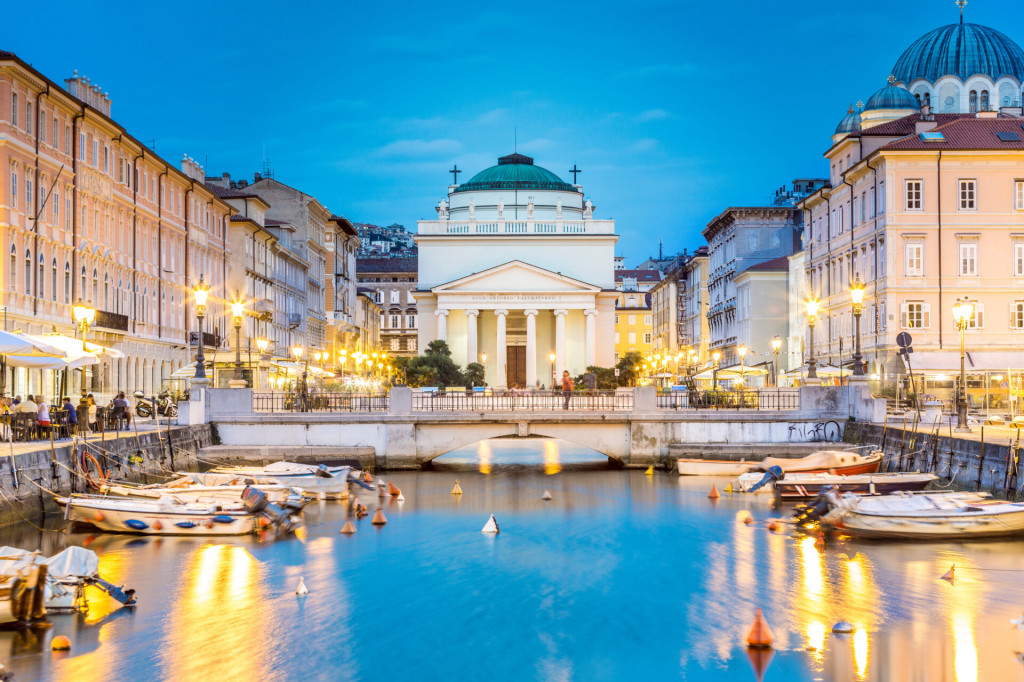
[757,449,883,476]
[0,549,48,628]
[200,462,361,498]
[737,470,937,498]
[819,489,1024,540]
[677,459,760,476]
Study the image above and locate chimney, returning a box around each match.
[254,172,263,182]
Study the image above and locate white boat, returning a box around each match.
[737,471,937,497]
[101,478,299,503]
[201,462,357,498]
[0,546,136,614]
[758,449,883,475]
[820,490,1024,540]
[677,459,760,476]
[57,487,306,537]
[0,548,48,627]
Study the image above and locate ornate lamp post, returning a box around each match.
[192,277,210,381]
[256,337,269,389]
[72,300,97,351]
[230,300,245,385]
[737,344,748,389]
[806,298,820,380]
[712,350,721,391]
[771,336,782,387]
[850,279,866,376]
[953,298,975,431]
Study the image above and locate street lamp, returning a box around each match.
[806,298,820,380]
[231,299,245,383]
[72,300,96,351]
[737,344,748,391]
[480,352,487,385]
[549,352,556,386]
[953,298,975,431]
[771,336,782,387]
[192,277,210,380]
[712,350,721,391]
[850,279,866,376]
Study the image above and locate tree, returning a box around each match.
[465,362,485,388]
[404,339,465,387]
[616,352,644,387]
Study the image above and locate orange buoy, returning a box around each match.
[363,471,373,483]
[941,563,955,583]
[738,511,754,526]
[746,608,775,648]
[340,520,357,534]
[814,530,826,550]
[372,508,387,525]
[152,521,163,531]
[94,512,105,523]
[51,635,71,651]
[767,519,781,532]
[708,484,720,499]
[389,482,401,496]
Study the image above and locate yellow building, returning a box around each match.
[613,294,653,363]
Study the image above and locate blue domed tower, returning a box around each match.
[832,104,863,143]
[860,77,920,129]
[890,12,1024,113]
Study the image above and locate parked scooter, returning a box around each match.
[133,390,178,419]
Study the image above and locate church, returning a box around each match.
[414,153,618,388]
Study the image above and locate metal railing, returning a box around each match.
[252,392,389,413]
[412,390,632,412]
[657,390,799,410]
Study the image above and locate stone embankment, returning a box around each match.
[0,425,210,526]
[845,421,1024,497]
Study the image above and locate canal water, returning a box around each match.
[2,438,1024,681]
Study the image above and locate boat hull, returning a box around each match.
[58,498,260,536]
[830,507,1024,540]
[774,474,935,500]
[677,459,759,476]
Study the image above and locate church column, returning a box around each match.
[465,309,479,365]
[584,308,597,368]
[435,309,449,343]
[554,309,567,377]
[524,309,538,388]
[495,309,508,388]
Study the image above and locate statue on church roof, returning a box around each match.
[527,197,535,219]
[583,199,594,219]
[497,198,504,218]
[437,199,448,219]
[468,199,475,220]
[556,199,563,219]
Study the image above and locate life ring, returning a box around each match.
[80,450,109,490]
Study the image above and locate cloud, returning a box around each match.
[375,138,463,158]
[635,108,671,123]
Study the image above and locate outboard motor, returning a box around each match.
[243,485,306,533]
[314,464,333,479]
[747,465,784,493]
[241,485,270,514]
[793,485,839,526]
[348,472,375,491]
[88,576,137,606]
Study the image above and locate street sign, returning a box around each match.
[896,332,912,348]
[614,368,620,377]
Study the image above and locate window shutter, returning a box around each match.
[975,304,984,329]
[900,302,908,328]
[1013,302,1021,329]
[922,303,931,329]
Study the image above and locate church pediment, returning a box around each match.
[432,260,601,293]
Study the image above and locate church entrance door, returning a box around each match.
[506,346,526,388]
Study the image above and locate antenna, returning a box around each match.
[514,127,517,153]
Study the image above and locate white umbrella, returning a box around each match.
[0,330,64,357]
[35,332,123,359]
[718,364,770,379]
[4,332,117,370]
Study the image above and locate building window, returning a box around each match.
[959,242,977,276]
[79,133,85,159]
[92,140,98,168]
[373,291,382,304]
[52,119,57,148]
[50,258,57,301]
[643,332,652,344]
[615,332,620,344]
[64,126,70,153]
[390,314,400,328]
[9,246,16,292]
[628,314,636,325]
[407,314,416,328]
[905,243,923,276]
[1012,302,1024,329]
[969,90,978,113]
[644,315,652,325]
[629,331,637,345]
[64,262,70,303]
[9,169,16,211]
[905,180,922,210]
[408,338,417,352]
[25,102,32,134]
[614,314,619,324]
[24,250,31,293]
[1015,181,1024,210]
[39,111,45,143]
[390,338,399,351]
[901,301,929,329]
[964,300,984,328]
[958,180,976,210]
[10,93,17,127]
[981,90,990,111]
[52,189,59,221]
[1015,243,1024,276]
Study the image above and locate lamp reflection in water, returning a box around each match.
[853,628,869,680]
[953,612,978,682]
[543,439,561,475]
[165,544,262,681]
[806,621,826,663]
[478,439,492,474]
[798,535,824,598]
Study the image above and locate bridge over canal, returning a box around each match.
[191,386,883,469]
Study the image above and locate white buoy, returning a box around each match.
[396,492,405,502]
[831,621,854,634]
[1012,614,1024,629]
[377,477,385,486]
[482,514,499,534]
[296,577,309,596]
[541,490,553,501]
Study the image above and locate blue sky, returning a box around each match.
[6,1,1021,264]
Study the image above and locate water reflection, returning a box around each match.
[0,443,1022,680]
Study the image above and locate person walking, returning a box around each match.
[561,370,574,410]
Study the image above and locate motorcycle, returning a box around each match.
[134,390,179,419]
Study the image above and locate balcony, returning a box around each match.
[255,299,274,319]
[417,219,616,236]
[72,310,128,332]
[188,331,221,347]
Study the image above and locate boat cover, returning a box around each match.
[42,546,99,579]
[0,546,36,575]
[760,450,871,471]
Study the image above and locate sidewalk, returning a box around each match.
[1,418,177,458]
[881,413,1024,446]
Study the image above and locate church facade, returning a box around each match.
[415,153,618,388]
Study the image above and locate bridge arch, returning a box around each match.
[412,421,631,464]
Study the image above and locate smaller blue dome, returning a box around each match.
[835,106,862,134]
[864,81,920,111]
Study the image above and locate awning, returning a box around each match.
[4,332,121,370]
[718,364,769,378]
[0,330,63,357]
[900,351,1024,373]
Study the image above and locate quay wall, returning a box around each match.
[0,425,211,526]
[844,421,1023,497]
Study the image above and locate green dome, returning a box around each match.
[454,153,578,193]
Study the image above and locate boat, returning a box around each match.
[0,548,48,628]
[200,462,365,498]
[737,470,937,499]
[56,486,307,536]
[818,489,1024,540]
[677,459,760,476]
[101,476,301,503]
[0,546,136,614]
[756,449,883,475]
